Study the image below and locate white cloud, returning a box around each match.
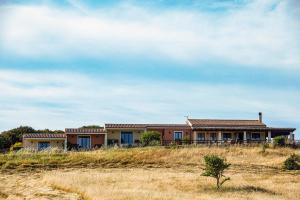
[0,0,299,69]
[0,69,299,138]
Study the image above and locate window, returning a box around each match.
[223,133,231,140]
[251,133,261,140]
[197,132,205,140]
[38,142,50,150]
[121,132,133,145]
[174,131,183,140]
[210,133,217,140]
[78,136,91,149]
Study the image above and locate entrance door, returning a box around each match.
[121,132,133,145]
[78,136,91,149]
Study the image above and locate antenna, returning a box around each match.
[184,115,189,120]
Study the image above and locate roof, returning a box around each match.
[269,127,296,132]
[23,133,66,139]
[65,128,106,134]
[187,119,266,128]
[105,123,189,129]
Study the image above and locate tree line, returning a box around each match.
[0,126,63,150]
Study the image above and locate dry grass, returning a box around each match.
[43,167,300,200]
[1,146,300,200]
[1,146,299,170]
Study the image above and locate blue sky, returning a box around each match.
[0,0,299,138]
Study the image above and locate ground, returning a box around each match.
[0,146,299,200]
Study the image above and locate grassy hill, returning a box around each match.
[0,146,299,200]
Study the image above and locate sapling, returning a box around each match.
[202,154,231,189]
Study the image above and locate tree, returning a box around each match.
[1,126,35,148]
[273,136,286,146]
[0,126,64,150]
[140,131,161,146]
[284,154,300,170]
[202,155,231,189]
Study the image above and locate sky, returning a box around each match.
[0,0,299,138]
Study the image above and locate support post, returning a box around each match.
[193,131,197,144]
[218,131,222,144]
[288,132,294,144]
[64,138,67,152]
[243,131,247,144]
[104,133,107,148]
[267,131,271,143]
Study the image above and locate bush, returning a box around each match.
[9,142,23,151]
[283,154,300,170]
[182,136,191,145]
[273,136,286,146]
[202,154,231,189]
[140,131,161,146]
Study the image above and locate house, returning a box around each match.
[104,113,295,146]
[23,133,67,151]
[22,112,296,150]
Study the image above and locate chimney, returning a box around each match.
[258,112,262,123]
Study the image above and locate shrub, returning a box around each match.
[202,154,231,189]
[140,131,161,146]
[273,136,286,146]
[283,154,300,170]
[182,136,191,145]
[9,142,23,151]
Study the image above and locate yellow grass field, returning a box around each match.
[0,146,299,200]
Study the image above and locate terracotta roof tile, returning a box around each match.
[105,124,189,129]
[23,133,66,138]
[65,128,106,133]
[187,119,266,128]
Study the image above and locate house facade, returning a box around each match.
[65,128,107,149]
[22,113,296,150]
[105,124,192,146]
[23,133,67,151]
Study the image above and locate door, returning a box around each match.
[121,132,133,145]
[78,136,91,149]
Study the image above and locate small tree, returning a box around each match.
[202,155,231,189]
[140,131,161,146]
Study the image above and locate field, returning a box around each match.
[0,146,299,200]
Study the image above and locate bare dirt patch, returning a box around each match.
[0,171,79,200]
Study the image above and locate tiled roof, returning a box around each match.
[269,127,296,131]
[105,124,189,129]
[187,119,266,128]
[65,128,106,133]
[23,133,66,138]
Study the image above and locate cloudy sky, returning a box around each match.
[0,0,299,137]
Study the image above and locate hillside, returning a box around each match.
[0,146,299,200]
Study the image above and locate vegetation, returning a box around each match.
[202,154,231,189]
[273,136,286,146]
[0,126,63,150]
[0,146,298,171]
[182,136,191,145]
[140,131,161,146]
[0,147,299,200]
[284,154,300,170]
[9,142,23,151]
